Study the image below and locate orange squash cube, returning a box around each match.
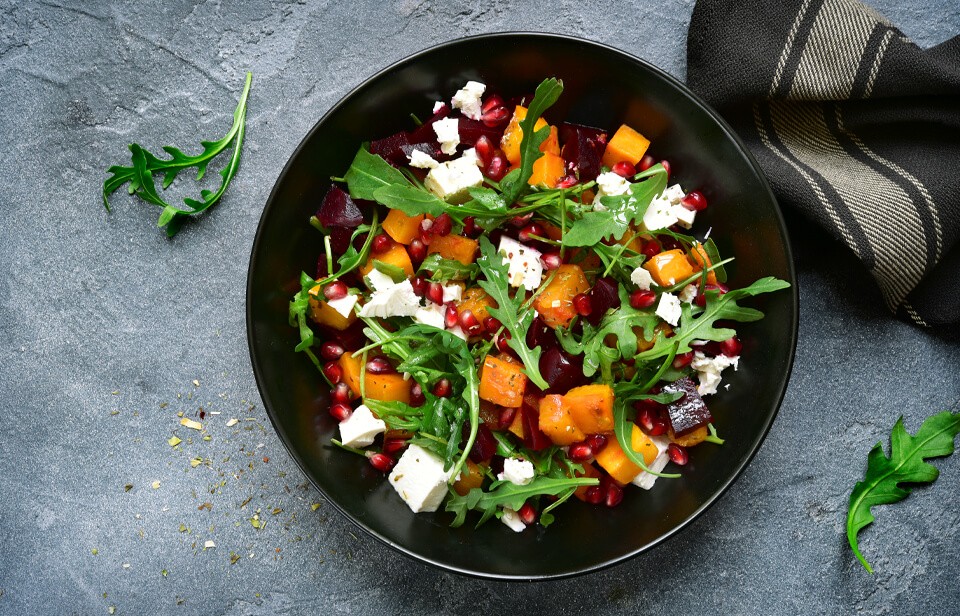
[307,286,357,331]
[594,424,660,485]
[563,384,615,434]
[338,353,411,404]
[507,408,526,440]
[501,106,551,166]
[458,287,497,323]
[539,395,586,446]
[426,234,479,265]
[689,243,718,285]
[601,124,651,168]
[479,355,527,408]
[528,152,565,188]
[382,209,424,245]
[359,242,414,279]
[532,265,590,329]
[453,459,486,496]
[642,249,694,287]
[573,462,602,502]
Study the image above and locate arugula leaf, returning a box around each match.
[612,388,684,479]
[475,237,549,390]
[498,78,564,206]
[418,253,479,282]
[344,148,410,201]
[701,238,727,283]
[634,276,791,362]
[847,411,960,573]
[445,476,598,528]
[371,183,446,217]
[103,71,252,237]
[372,259,407,283]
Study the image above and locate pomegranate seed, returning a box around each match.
[568,442,593,462]
[573,293,593,316]
[323,280,348,301]
[556,174,578,189]
[481,106,510,127]
[510,213,532,228]
[329,402,352,422]
[641,241,661,258]
[630,289,657,309]
[694,283,729,307]
[371,233,392,253]
[611,161,636,178]
[323,361,342,384]
[495,331,511,353]
[463,216,479,237]
[638,154,656,171]
[673,351,694,369]
[648,418,669,436]
[410,275,427,297]
[432,213,453,236]
[660,235,682,251]
[483,316,502,334]
[319,341,345,361]
[668,443,689,466]
[368,453,395,473]
[474,136,494,164]
[409,383,425,407]
[720,336,742,357]
[459,309,482,335]
[584,486,604,505]
[540,252,562,270]
[382,438,407,456]
[586,434,608,454]
[605,482,624,507]
[331,382,352,404]
[498,406,517,430]
[518,223,545,243]
[486,154,508,181]
[432,378,451,398]
[637,406,657,432]
[444,303,459,329]
[418,218,434,245]
[408,238,427,263]
[680,190,708,211]
[660,159,672,179]
[426,282,444,305]
[518,503,537,525]
[366,356,394,374]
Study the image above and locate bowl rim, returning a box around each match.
[246,30,799,581]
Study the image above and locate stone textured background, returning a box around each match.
[1,1,958,614]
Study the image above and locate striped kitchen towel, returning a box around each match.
[686,0,960,326]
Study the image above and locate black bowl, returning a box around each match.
[247,32,798,580]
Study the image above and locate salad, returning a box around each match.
[289,77,789,532]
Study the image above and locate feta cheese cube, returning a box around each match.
[433,117,460,156]
[408,150,439,169]
[424,154,484,203]
[631,435,671,490]
[674,204,696,229]
[593,171,631,210]
[678,283,698,304]
[365,268,397,292]
[432,101,445,114]
[662,184,685,203]
[414,303,446,330]
[655,292,682,326]
[631,266,654,291]
[358,280,420,318]
[447,325,468,341]
[498,457,535,486]
[326,293,359,319]
[441,284,462,303]
[691,351,740,396]
[642,194,679,231]
[388,444,455,513]
[498,236,543,291]
[500,507,526,532]
[338,404,386,448]
[451,81,486,120]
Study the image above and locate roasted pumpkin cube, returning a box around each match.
[307,285,357,331]
[563,384,615,434]
[501,105,551,166]
[382,209,424,245]
[532,265,590,329]
[360,242,414,279]
[594,424,660,485]
[601,124,651,168]
[573,462,602,502]
[453,459,486,496]
[539,394,586,446]
[689,243,718,285]
[338,353,411,404]
[642,249,694,287]
[528,152,565,188]
[426,234,478,265]
[479,355,527,408]
[457,287,497,323]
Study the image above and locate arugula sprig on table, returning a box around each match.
[103,72,252,237]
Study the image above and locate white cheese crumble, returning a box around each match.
[432,101,445,114]
[498,457,535,486]
[593,171,632,210]
[432,117,460,156]
[408,149,439,169]
[655,292,682,326]
[641,183,695,231]
[498,235,543,291]
[442,284,462,303]
[326,293,358,319]
[500,507,527,532]
[691,351,740,396]
[338,404,386,448]
[631,266,654,291]
[447,325,468,341]
[424,153,484,203]
[389,444,456,513]
[358,279,420,318]
[631,435,671,490]
[365,268,397,292]
[451,80,486,120]
[414,303,446,330]
[678,283,698,304]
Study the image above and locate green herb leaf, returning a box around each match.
[372,259,407,283]
[498,78,564,206]
[418,253,479,282]
[846,411,960,573]
[371,183,446,217]
[102,72,253,236]
[344,148,410,201]
[445,476,598,528]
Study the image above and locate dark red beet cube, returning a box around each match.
[559,123,607,182]
[409,105,451,144]
[520,401,551,451]
[662,376,713,436]
[369,131,413,166]
[327,225,354,256]
[586,277,621,325]
[458,117,505,147]
[466,423,498,463]
[539,346,589,394]
[316,186,362,228]
[525,315,558,352]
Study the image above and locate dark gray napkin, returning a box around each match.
[686,0,960,326]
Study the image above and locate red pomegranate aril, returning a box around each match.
[368,453,395,473]
[408,238,427,263]
[482,94,505,113]
[680,190,708,212]
[331,382,352,404]
[432,378,452,398]
[418,218,435,245]
[323,280,348,301]
[573,293,593,316]
[463,216,479,237]
[584,486,604,505]
[444,303,459,329]
[459,309,482,335]
[481,106,510,127]
[366,356,395,375]
[605,482,624,508]
[483,316,502,334]
[641,241,661,258]
[329,402,352,422]
[568,442,593,462]
[518,502,537,525]
[660,159,672,179]
[498,406,517,431]
[495,331,511,353]
[518,223,546,243]
[586,434,608,454]
[660,235,682,251]
[427,282,444,305]
[638,154,656,171]
[673,351,694,369]
[694,283,730,307]
[486,154,508,181]
[323,361,343,384]
[541,252,562,271]
[371,233,392,253]
[611,161,636,178]
[510,213,533,228]
[648,418,669,436]
[668,443,689,466]
[432,213,453,236]
[474,135,494,164]
[319,341,345,361]
[637,407,657,432]
[720,336,742,357]
[630,289,657,309]
[382,438,407,457]
[409,383,426,407]
[556,174,578,189]
[410,275,427,297]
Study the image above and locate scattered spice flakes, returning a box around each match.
[111,390,120,395]
[168,436,182,447]
[239,496,253,509]
[202,435,212,441]
[190,457,203,468]
[161,569,168,577]
[197,502,212,511]
[151,481,161,490]
[123,484,133,492]
[226,418,239,427]
[271,508,282,515]
[108,607,116,615]
[262,457,269,463]
[311,503,321,512]
[159,402,169,409]
[179,417,202,431]
[91,548,99,555]
[230,551,241,565]
[192,379,200,387]
[203,540,215,549]
[179,523,188,533]
[249,514,263,530]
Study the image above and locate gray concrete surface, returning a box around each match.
[1,1,959,614]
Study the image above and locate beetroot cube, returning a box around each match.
[458,117,505,147]
[369,131,412,166]
[662,376,713,436]
[559,123,608,182]
[521,401,552,451]
[539,346,589,394]
[466,423,498,463]
[586,276,621,325]
[409,105,451,144]
[316,186,362,228]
